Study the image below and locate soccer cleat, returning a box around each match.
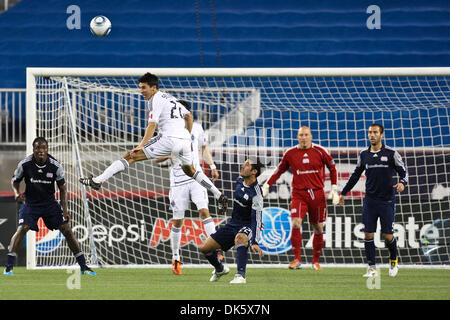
[312,262,322,270]
[3,268,14,275]
[81,267,97,275]
[362,266,378,278]
[217,194,228,215]
[79,175,102,191]
[210,264,230,282]
[230,274,246,284]
[172,260,182,275]
[389,258,399,277]
[288,259,302,270]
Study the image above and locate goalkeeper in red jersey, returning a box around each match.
[262,127,338,270]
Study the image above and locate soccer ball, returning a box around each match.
[90,15,111,37]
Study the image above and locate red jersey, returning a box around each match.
[267,143,337,191]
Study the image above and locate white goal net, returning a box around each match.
[26,68,450,269]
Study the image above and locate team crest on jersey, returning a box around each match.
[303,158,309,164]
[46,173,53,178]
[381,156,388,162]
[243,193,249,200]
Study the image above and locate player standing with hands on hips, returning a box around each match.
[4,137,96,275]
[262,126,339,270]
[339,123,408,278]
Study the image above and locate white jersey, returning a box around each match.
[170,122,207,187]
[147,91,190,140]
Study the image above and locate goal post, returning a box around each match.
[26,67,450,269]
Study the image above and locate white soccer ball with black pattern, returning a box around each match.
[90,15,111,37]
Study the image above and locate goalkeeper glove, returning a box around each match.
[328,184,340,205]
[262,182,270,197]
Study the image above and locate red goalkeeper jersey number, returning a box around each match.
[267,144,337,190]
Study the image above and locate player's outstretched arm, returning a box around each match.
[133,122,157,152]
[202,145,219,181]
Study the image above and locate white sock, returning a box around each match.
[94,159,129,183]
[171,226,182,261]
[193,171,221,199]
[203,217,216,237]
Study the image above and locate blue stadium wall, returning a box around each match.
[0,0,449,147]
[1,0,449,88]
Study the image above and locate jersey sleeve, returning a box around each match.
[148,97,162,124]
[323,150,338,185]
[341,151,365,196]
[11,162,24,183]
[197,124,207,147]
[267,150,291,187]
[250,192,263,245]
[55,165,66,186]
[393,150,408,186]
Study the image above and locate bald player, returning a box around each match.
[262,127,338,270]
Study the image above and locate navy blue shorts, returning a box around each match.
[362,196,395,234]
[18,201,65,232]
[210,223,253,252]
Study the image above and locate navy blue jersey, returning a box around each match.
[228,177,263,245]
[12,154,65,205]
[341,144,408,201]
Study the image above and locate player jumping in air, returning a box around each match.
[79,73,228,214]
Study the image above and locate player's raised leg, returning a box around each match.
[182,164,228,214]
[79,149,145,190]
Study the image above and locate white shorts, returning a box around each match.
[169,181,209,219]
[143,135,192,166]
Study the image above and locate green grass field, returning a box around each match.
[1,266,449,300]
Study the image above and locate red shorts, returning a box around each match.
[290,189,327,224]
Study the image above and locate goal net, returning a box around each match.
[26,68,450,269]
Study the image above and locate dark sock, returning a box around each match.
[364,239,376,267]
[205,251,223,272]
[236,244,248,278]
[6,253,16,271]
[386,237,398,260]
[75,252,87,270]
